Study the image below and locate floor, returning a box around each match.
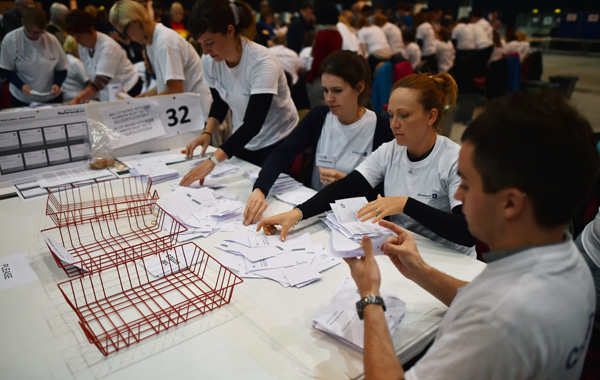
[449,52,600,143]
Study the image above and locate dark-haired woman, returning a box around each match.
[243,50,393,224]
[64,9,141,104]
[180,0,298,186]
[258,73,477,256]
[0,7,69,107]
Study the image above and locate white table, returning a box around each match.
[0,155,485,379]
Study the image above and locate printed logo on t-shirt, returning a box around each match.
[417,193,438,199]
[352,150,368,157]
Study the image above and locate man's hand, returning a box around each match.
[244,188,267,225]
[21,84,32,96]
[379,220,425,281]
[357,194,408,223]
[256,208,302,241]
[50,84,61,96]
[343,235,382,298]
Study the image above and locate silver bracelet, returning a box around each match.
[293,207,303,226]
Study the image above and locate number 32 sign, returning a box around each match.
[158,93,207,138]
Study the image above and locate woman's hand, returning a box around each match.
[318,167,346,186]
[357,194,408,223]
[50,84,61,96]
[179,159,215,187]
[68,94,82,105]
[244,188,267,225]
[21,84,32,96]
[256,209,302,241]
[185,133,211,158]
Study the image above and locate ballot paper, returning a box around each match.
[329,229,390,258]
[193,160,239,177]
[244,170,307,197]
[30,90,52,97]
[312,278,407,351]
[140,245,201,278]
[40,232,86,271]
[215,235,340,287]
[274,185,317,205]
[127,158,179,183]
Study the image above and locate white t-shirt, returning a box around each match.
[381,22,404,56]
[404,42,421,69]
[581,207,600,267]
[311,109,377,191]
[434,40,455,73]
[475,17,493,40]
[451,23,476,51]
[336,22,361,53]
[62,54,88,103]
[406,238,595,380]
[79,32,139,101]
[357,25,392,57]
[0,27,69,103]
[488,42,505,64]
[134,61,157,94]
[202,38,298,151]
[415,22,436,56]
[146,24,211,119]
[269,44,302,85]
[504,40,530,62]
[356,136,473,255]
[299,47,313,71]
[471,23,492,49]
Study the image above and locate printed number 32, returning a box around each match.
[166,106,191,127]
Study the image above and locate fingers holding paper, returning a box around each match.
[343,235,382,297]
[244,188,267,225]
[318,167,346,186]
[256,209,301,241]
[357,195,408,223]
[378,220,425,280]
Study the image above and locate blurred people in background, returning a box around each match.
[373,13,404,62]
[47,2,69,46]
[286,3,314,54]
[0,7,69,107]
[2,0,34,36]
[403,29,421,70]
[269,33,303,86]
[61,35,89,103]
[357,15,391,73]
[337,9,361,53]
[471,10,492,40]
[434,27,455,73]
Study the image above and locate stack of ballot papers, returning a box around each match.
[321,197,394,258]
[312,278,407,351]
[157,187,243,241]
[214,232,340,287]
[177,160,240,189]
[244,170,317,205]
[119,153,183,184]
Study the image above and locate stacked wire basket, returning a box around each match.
[41,176,243,355]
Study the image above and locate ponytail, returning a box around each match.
[190,0,255,41]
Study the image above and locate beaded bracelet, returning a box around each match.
[293,207,303,226]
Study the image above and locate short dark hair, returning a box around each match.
[319,50,371,106]
[21,7,47,30]
[462,91,600,228]
[314,2,339,26]
[64,9,95,34]
[189,0,255,40]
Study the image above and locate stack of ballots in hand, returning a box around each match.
[244,170,316,205]
[312,278,406,351]
[157,187,243,242]
[322,197,394,258]
[214,232,340,288]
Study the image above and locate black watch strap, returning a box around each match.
[356,294,386,320]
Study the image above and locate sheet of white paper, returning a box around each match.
[329,230,391,258]
[141,245,201,278]
[40,232,85,271]
[102,102,166,149]
[0,252,39,291]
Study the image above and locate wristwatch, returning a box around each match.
[356,294,386,320]
[208,153,219,166]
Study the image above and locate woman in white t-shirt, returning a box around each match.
[258,73,476,255]
[180,0,298,186]
[0,7,69,107]
[336,10,360,53]
[434,27,455,73]
[64,9,141,104]
[108,0,212,118]
[243,50,393,224]
[61,36,89,103]
[402,29,421,70]
[356,16,392,71]
[415,11,437,72]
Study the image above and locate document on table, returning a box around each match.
[0,252,39,291]
[40,232,85,271]
[141,245,201,278]
[312,278,407,351]
[35,166,115,188]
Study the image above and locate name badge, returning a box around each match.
[215,80,227,100]
[316,154,336,169]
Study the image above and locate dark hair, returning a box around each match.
[392,73,457,131]
[437,26,450,42]
[462,91,600,228]
[314,2,339,26]
[470,10,483,19]
[21,7,47,30]
[319,50,371,106]
[300,3,313,11]
[189,0,255,40]
[402,28,415,43]
[64,9,95,34]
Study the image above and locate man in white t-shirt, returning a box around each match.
[471,10,493,40]
[344,91,598,380]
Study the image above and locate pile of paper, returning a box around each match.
[321,197,394,258]
[119,153,182,184]
[312,278,407,351]
[244,170,317,205]
[157,187,243,242]
[193,160,238,177]
[214,232,340,287]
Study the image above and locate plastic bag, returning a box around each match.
[87,118,121,170]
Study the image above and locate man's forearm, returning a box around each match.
[412,265,468,307]
[363,304,405,380]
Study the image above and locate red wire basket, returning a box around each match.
[41,204,186,277]
[57,243,243,356]
[46,176,159,227]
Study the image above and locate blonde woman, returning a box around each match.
[109,0,211,119]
